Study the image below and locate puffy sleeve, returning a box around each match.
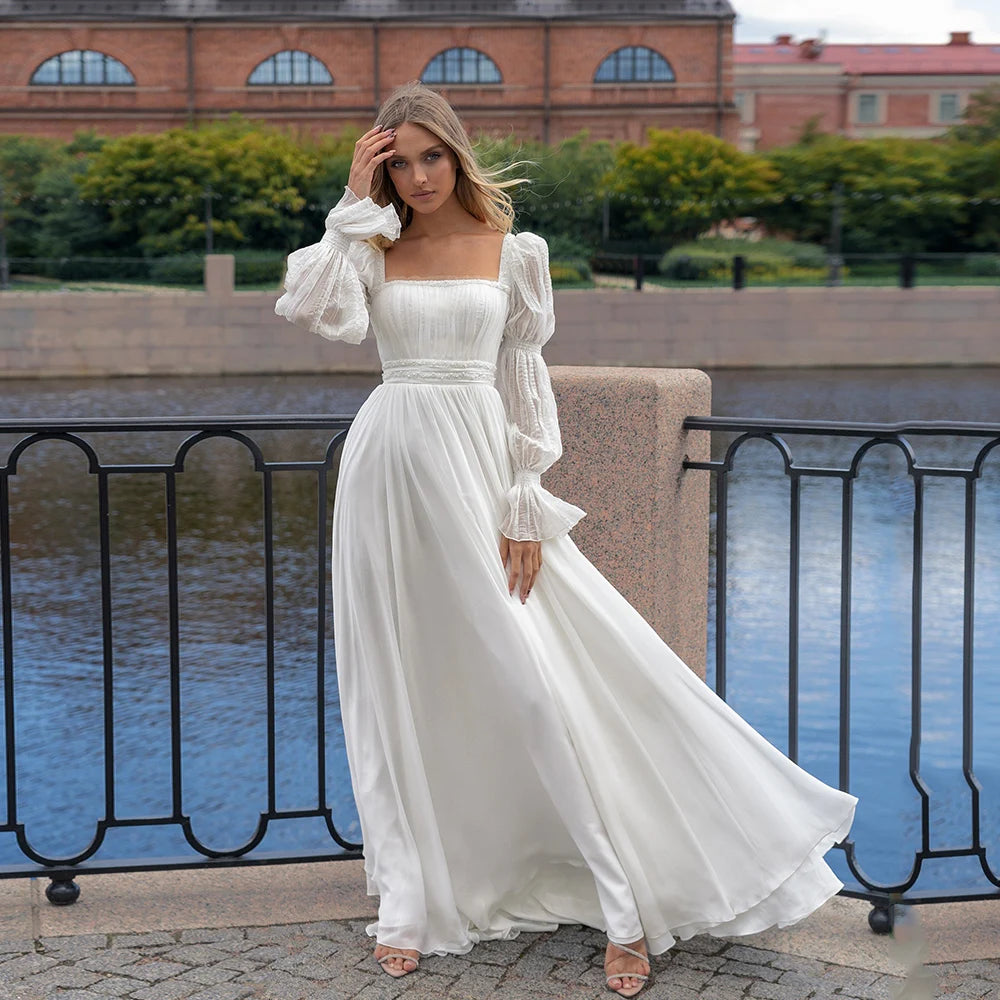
[496,231,586,541]
[274,186,400,344]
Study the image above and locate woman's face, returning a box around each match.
[384,121,459,216]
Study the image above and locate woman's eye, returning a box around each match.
[389,159,405,169]
[426,152,440,162]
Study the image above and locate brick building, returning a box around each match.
[734,31,1000,150]
[0,0,737,144]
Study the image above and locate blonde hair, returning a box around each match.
[368,81,528,246]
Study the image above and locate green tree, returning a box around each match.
[605,128,776,249]
[77,118,320,255]
[760,136,964,253]
[946,139,1000,250]
[0,135,67,257]
[950,85,1000,145]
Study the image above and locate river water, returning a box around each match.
[1,367,999,899]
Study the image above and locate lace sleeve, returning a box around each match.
[495,232,586,541]
[274,186,400,344]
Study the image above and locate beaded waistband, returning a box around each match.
[381,358,497,385]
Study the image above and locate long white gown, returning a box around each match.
[275,187,858,958]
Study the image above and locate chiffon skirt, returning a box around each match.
[331,380,857,957]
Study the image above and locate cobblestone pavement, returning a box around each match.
[0,918,994,1000]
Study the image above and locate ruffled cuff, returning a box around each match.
[274,188,400,343]
[322,186,401,244]
[499,472,586,542]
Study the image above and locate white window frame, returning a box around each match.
[933,92,963,125]
[734,91,755,124]
[854,92,882,125]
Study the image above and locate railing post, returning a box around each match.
[733,254,746,290]
[900,255,916,289]
[633,253,644,291]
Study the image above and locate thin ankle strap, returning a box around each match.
[609,943,649,963]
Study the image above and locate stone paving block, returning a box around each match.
[658,963,714,991]
[113,932,178,947]
[245,925,310,943]
[676,935,727,955]
[38,991,99,1000]
[180,985,258,1000]
[240,944,294,963]
[538,938,594,961]
[164,944,238,966]
[217,957,265,973]
[643,985,702,1000]
[90,975,149,996]
[933,978,996,1000]
[80,950,143,973]
[179,929,247,946]
[0,952,60,978]
[176,965,241,986]
[231,968,318,999]
[670,950,727,972]
[819,966,881,993]
[550,958,592,981]
[749,980,821,1000]
[123,958,192,982]
[0,939,34,955]
[768,953,828,976]
[16,964,103,989]
[697,972,754,999]
[723,945,784,966]
[510,949,557,979]
[719,959,783,982]
[344,974,410,999]
[463,938,531,966]
[446,971,505,997]
[38,933,109,955]
[130,980,202,1000]
[272,954,343,980]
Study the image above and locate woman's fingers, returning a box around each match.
[499,536,543,603]
[507,546,522,595]
[348,128,396,198]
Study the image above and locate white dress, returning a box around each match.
[275,187,858,958]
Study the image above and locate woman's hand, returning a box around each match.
[500,535,542,604]
[347,125,397,200]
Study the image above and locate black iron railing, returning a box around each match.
[6,412,1000,933]
[0,416,359,903]
[684,417,1000,932]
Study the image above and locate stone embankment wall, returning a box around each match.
[1,256,998,376]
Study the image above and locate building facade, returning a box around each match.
[0,0,736,144]
[733,31,1000,150]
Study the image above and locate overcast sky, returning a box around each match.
[733,0,1000,45]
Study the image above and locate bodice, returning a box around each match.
[369,280,509,367]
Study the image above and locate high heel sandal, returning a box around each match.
[605,941,650,997]
[374,948,420,978]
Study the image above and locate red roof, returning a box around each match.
[735,38,1000,75]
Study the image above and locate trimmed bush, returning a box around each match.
[549,258,592,284]
[659,237,828,282]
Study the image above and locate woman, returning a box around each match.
[275,81,857,998]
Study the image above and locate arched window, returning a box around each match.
[248,50,332,86]
[421,47,501,85]
[30,50,135,86]
[594,46,675,83]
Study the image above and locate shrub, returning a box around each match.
[964,253,1000,277]
[149,254,204,285]
[659,237,828,282]
[549,258,592,284]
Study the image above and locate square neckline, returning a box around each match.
[377,231,512,289]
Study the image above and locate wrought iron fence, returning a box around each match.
[0,415,359,903]
[684,416,1000,932]
[6,411,1000,934]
